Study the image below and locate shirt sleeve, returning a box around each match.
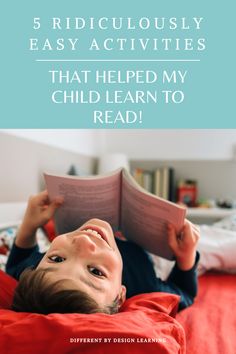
[6,242,40,280]
[155,251,200,310]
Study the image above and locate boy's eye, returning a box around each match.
[88,266,104,277]
[48,255,66,263]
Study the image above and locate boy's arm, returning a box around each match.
[15,190,63,248]
[6,243,42,279]
[167,220,200,271]
[6,191,62,279]
[164,219,200,310]
[165,251,200,309]
[154,253,199,310]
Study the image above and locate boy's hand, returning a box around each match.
[15,190,63,248]
[167,220,200,271]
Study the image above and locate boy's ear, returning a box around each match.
[118,285,126,307]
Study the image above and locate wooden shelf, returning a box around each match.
[186,207,235,222]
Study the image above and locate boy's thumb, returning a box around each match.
[46,198,63,218]
[167,224,177,250]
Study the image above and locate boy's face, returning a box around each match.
[37,219,126,308]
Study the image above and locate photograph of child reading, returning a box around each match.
[6,190,200,315]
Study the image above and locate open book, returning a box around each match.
[44,169,186,260]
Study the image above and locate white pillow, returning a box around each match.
[197,225,236,275]
[213,213,236,231]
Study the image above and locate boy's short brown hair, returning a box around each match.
[12,268,119,315]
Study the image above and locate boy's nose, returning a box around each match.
[72,235,97,254]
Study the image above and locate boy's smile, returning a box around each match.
[79,223,113,249]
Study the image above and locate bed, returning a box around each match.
[1,203,236,354]
[177,273,236,354]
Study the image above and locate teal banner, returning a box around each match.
[1,0,235,128]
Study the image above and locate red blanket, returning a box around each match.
[177,273,236,354]
[0,270,185,354]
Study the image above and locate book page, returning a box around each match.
[121,173,186,259]
[44,172,121,235]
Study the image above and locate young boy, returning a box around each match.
[6,190,200,315]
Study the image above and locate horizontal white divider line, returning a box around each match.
[36,59,201,62]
